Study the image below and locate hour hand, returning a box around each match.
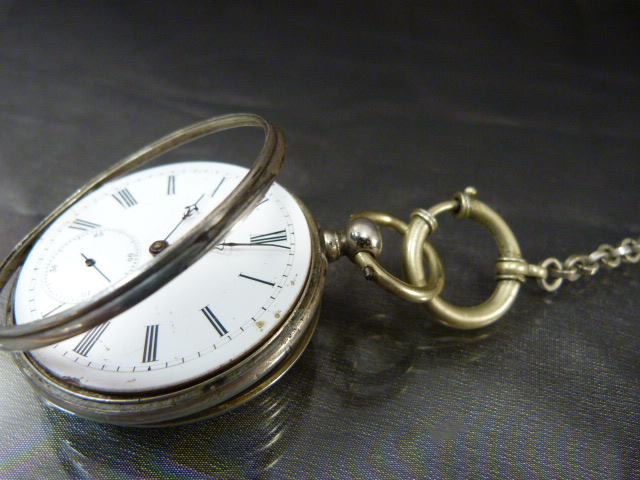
[218,241,290,250]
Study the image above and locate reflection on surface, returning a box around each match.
[42,348,316,480]
[318,298,496,407]
[324,313,415,406]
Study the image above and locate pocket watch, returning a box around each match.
[1,114,637,426]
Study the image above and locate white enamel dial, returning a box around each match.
[13,161,312,393]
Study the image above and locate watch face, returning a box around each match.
[13,161,313,394]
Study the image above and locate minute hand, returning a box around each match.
[220,241,290,250]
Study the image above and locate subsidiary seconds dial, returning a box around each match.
[13,161,312,394]
[43,228,140,303]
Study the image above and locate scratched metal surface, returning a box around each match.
[0,1,639,479]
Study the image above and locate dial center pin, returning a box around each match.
[149,240,169,255]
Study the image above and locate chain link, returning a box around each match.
[536,237,640,292]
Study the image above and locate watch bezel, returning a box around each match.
[1,114,287,351]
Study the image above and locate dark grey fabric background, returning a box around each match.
[0,1,639,479]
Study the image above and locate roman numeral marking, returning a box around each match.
[142,324,159,363]
[112,188,137,208]
[200,305,228,337]
[167,175,176,195]
[239,273,275,287]
[211,177,226,198]
[250,229,287,245]
[73,322,110,357]
[69,219,101,231]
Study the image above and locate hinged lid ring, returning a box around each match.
[0,113,286,351]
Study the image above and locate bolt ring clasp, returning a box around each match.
[403,189,523,330]
[347,211,445,303]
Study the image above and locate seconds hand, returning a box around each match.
[81,253,111,283]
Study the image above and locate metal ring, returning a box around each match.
[0,114,286,351]
[563,255,590,280]
[350,211,445,303]
[598,244,622,268]
[621,238,640,263]
[403,197,522,329]
[537,258,564,292]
